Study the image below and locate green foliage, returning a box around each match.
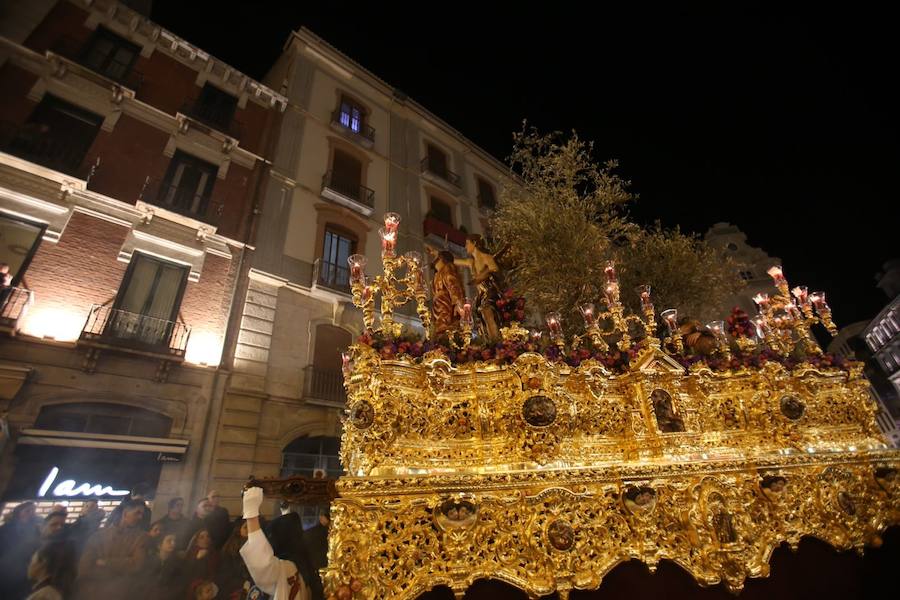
[492,124,744,333]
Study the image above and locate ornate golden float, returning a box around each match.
[271,214,900,598]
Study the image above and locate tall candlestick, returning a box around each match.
[604,260,617,283]
[753,293,770,312]
[379,227,397,258]
[580,303,596,327]
[767,265,786,286]
[348,254,367,285]
[384,212,401,233]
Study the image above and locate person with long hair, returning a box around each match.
[239,487,317,600]
[183,528,219,593]
[26,542,77,600]
[217,520,251,599]
[141,532,187,600]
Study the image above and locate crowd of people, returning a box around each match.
[0,486,329,600]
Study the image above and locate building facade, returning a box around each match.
[704,222,782,317]
[204,28,509,520]
[0,0,285,519]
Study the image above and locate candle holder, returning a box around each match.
[660,308,683,354]
[350,214,430,339]
[706,320,731,361]
[751,265,835,355]
[458,299,474,349]
[545,312,565,350]
[574,302,609,352]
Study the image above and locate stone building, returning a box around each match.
[204,27,509,521]
[0,0,284,519]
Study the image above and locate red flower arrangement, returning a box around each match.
[726,306,755,338]
[494,288,527,327]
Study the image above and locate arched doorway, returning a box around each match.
[281,435,340,529]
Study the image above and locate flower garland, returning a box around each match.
[355,331,850,374]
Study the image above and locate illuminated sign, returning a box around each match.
[37,466,130,498]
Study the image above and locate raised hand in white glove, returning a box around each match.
[242,486,264,519]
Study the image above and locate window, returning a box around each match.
[192,84,238,131]
[35,403,172,438]
[327,149,363,200]
[429,196,453,225]
[108,252,188,348]
[80,27,140,83]
[739,270,754,280]
[337,96,366,134]
[158,151,217,218]
[4,95,101,175]
[320,227,355,289]
[281,435,340,528]
[0,213,45,285]
[426,143,449,177]
[726,243,738,251]
[476,177,496,210]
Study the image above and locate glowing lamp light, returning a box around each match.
[752,293,770,311]
[791,285,809,305]
[579,303,596,327]
[809,291,828,311]
[706,320,725,337]
[185,330,223,366]
[603,260,617,283]
[636,285,653,310]
[379,227,397,258]
[545,312,562,338]
[22,307,85,342]
[767,265,786,285]
[660,308,678,332]
[383,212,401,233]
[348,254,367,284]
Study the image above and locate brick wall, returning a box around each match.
[25,211,129,325]
[84,114,171,203]
[181,253,236,340]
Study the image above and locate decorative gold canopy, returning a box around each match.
[315,344,900,599]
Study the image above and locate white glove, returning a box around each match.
[243,486,264,519]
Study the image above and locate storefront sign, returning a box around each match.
[37,466,130,498]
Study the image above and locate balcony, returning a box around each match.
[79,305,190,360]
[330,108,375,148]
[313,259,351,295]
[423,216,467,255]
[477,192,497,215]
[139,177,221,226]
[420,156,461,192]
[0,287,33,335]
[302,365,347,406]
[48,36,144,93]
[320,171,375,217]
[180,99,243,140]
[0,121,91,177]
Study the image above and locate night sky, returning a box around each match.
[151,2,897,327]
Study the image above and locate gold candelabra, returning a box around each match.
[570,262,656,352]
[348,213,431,338]
[751,266,837,356]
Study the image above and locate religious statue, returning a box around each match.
[429,249,466,337]
[454,235,505,341]
[651,389,685,433]
[678,318,719,356]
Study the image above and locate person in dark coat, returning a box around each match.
[302,511,329,596]
[74,499,149,599]
[107,482,153,531]
[140,532,186,600]
[217,520,251,600]
[0,502,42,600]
[154,497,192,550]
[203,490,231,549]
[25,540,77,600]
[67,500,106,556]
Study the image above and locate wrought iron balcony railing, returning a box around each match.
[80,304,190,358]
[49,36,144,92]
[303,365,347,405]
[0,287,33,333]
[138,177,221,226]
[313,259,351,294]
[331,108,375,143]
[420,156,461,187]
[0,121,90,177]
[180,100,243,140]
[321,171,375,209]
